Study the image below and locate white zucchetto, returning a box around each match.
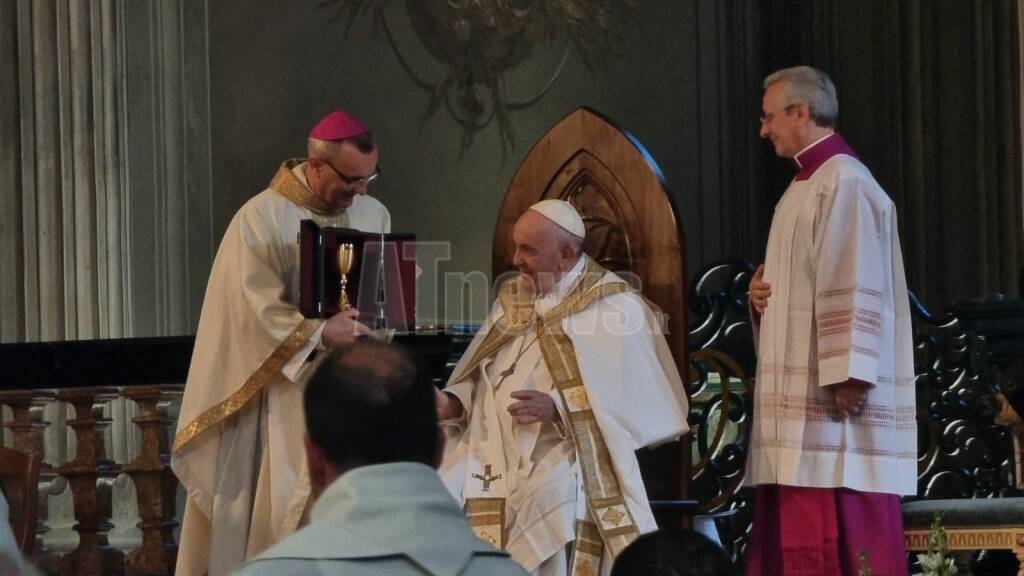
[528,199,585,238]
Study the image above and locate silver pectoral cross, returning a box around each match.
[471,464,503,492]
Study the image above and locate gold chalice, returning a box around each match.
[337,243,355,311]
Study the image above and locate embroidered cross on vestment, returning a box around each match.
[472,464,503,491]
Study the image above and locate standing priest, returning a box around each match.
[172,110,389,576]
[746,66,917,575]
[436,200,691,575]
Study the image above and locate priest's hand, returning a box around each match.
[508,390,557,425]
[830,379,870,420]
[321,308,371,347]
[435,387,464,420]
[749,264,771,315]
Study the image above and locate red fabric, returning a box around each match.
[835,489,908,576]
[746,485,908,576]
[309,110,368,140]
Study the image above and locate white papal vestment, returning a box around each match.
[440,256,690,575]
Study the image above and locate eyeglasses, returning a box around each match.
[323,160,381,187]
[760,104,797,125]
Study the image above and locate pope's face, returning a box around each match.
[311,141,379,209]
[511,211,567,295]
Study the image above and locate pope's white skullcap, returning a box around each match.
[528,199,585,238]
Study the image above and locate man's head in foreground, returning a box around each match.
[303,340,440,495]
[611,528,734,576]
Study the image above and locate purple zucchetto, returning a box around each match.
[309,110,369,141]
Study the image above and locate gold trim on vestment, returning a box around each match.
[172,319,322,452]
[450,253,638,553]
[270,158,347,216]
[538,319,641,557]
[449,257,618,384]
[465,497,506,549]
[569,519,603,576]
[453,256,638,557]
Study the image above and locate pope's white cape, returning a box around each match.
[440,264,690,570]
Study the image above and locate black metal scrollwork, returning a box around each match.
[686,260,757,559]
[685,263,1020,566]
[908,291,1017,500]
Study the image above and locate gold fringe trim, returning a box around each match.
[269,158,347,216]
[465,497,506,549]
[539,320,640,558]
[172,319,322,452]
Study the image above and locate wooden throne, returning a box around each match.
[493,107,691,512]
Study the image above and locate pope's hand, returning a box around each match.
[508,390,557,425]
[321,308,371,347]
[749,264,772,315]
[435,387,464,420]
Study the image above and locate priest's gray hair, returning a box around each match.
[308,138,340,160]
[764,66,838,129]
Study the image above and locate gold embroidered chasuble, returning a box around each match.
[440,256,690,574]
[171,160,389,576]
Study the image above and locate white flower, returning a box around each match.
[917,553,942,572]
[915,552,957,575]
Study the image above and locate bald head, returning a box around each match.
[304,340,437,474]
[511,210,584,294]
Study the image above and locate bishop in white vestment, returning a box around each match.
[437,201,690,575]
[172,111,389,576]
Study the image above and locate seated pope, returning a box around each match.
[436,199,691,575]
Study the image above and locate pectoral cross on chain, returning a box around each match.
[494,333,538,386]
[472,464,502,492]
